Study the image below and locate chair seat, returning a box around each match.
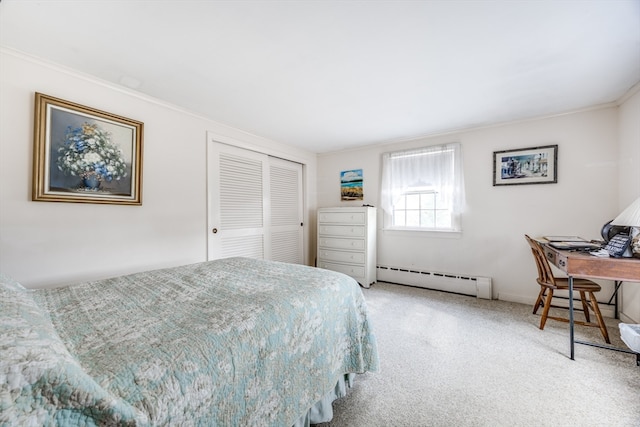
[540,277,602,292]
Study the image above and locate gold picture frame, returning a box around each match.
[33,93,143,205]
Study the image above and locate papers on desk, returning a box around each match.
[589,248,610,258]
[544,236,589,242]
[544,236,602,251]
[547,241,602,251]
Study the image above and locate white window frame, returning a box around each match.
[380,143,464,232]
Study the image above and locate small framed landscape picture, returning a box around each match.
[341,169,363,201]
[493,145,558,186]
[32,93,143,205]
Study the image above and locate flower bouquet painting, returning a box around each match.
[33,93,143,205]
[57,123,128,191]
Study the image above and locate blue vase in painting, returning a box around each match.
[82,174,101,191]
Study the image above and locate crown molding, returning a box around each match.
[616,81,640,105]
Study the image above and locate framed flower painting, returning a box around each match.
[32,93,143,205]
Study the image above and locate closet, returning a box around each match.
[207,141,303,264]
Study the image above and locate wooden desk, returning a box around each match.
[543,244,640,360]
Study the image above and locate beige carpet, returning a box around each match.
[317,282,640,427]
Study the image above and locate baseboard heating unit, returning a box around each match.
[376,265,492,299]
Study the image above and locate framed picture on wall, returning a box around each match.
[341,169,363,200]
[32,93,144,205]
[492,144,557,186]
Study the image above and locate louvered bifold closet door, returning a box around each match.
[269,157,303,264]
[207,143,268,260]
[219,153,265,258]
[207,140,304,263]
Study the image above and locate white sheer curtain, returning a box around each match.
[380,143,465,231]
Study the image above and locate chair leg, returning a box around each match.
[533,287,546,314]
[579,291,591,323]
[539,288,554,330]
[588,292,610,344]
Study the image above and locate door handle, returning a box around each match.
[212,228,218,234]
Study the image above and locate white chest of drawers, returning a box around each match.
[317,207,377,288]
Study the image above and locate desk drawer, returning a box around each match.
[318,237,365,251]
[318,225,365,238]
[544,247,568,271]
[544,247,556,264]
[318,249,366,264]
[318,211,365,224]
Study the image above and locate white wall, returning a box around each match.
[0,49,317,288]
[2,47,636,321]
[618,86,640,323]
[317,106,634,318]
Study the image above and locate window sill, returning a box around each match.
[382,227,462,239]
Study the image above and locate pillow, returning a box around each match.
[0,278,147,426]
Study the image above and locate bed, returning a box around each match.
[0,257,379,426]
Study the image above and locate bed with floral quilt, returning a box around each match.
[0,257,379,426]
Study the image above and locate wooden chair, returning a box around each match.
[524,234,610,343]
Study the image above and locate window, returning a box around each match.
[381,143,464,232]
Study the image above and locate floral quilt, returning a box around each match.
[0,258,379,426]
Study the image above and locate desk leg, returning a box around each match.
[569,275,575,360]
[607,280,623,319]
[569,279,637,361]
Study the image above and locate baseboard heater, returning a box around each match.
[376,265,492,299]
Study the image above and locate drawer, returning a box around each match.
[318,261,366,279]
[318,237,365,250]
[543,247,556,265]
[318,211,365,224]
[544,246,568,271]
[318,224,365,238]
[318,249,366,264]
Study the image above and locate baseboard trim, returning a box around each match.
[619,312,638,323]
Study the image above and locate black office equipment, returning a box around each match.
[601,220,630,243]
[604,233,632,257]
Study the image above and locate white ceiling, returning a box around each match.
[1,1,639,153]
